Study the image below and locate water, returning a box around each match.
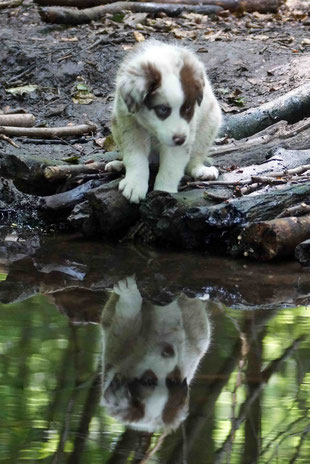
[0,233,309,464]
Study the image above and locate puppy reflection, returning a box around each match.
[101,277,211,432]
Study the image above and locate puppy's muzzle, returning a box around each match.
[173,134,186,146]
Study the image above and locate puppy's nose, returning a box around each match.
[173,134,186,146]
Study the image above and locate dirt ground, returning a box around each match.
[0,0,310,185]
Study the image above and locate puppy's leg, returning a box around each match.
[154,145,190,193]
[105,160,124,172]
[186,102,222,181]
[115,116,150,203]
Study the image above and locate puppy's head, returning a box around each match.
[102,364,189,432]
[119,61,162,113]
[118,47,205,147]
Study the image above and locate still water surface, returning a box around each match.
[0,233,309,463]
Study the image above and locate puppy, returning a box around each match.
[106,40,222,203]
[100,277,211,432]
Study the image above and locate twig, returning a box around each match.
[0,122,97,138]
[44,161,106,180]
[0,134,20,148]
[251,176,287,185]
[0,113,35,127]
[204,191,231,201]
[277,202,310,218]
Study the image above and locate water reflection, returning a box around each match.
[101,277,211,432]
[0,232,310,463]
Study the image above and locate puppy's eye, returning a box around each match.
[154,105,171,119]
[183,104,192,114]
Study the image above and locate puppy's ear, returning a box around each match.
[180,59,205,107]
[119,62,162,113]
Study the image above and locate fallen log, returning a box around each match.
[0,122,97,138]
[220,83,310,140]
[143,0,284,12]
[212,118,310,168]
[68,180,140,236]
[187,182,310,229]
[238,215,310,261]
[136,182,310,250]
[39,2,223,24]
[44,161,106,180]
[39,179,102,214]
[34,0,284,13]
[295,239,310,267]
[0,114,35,127]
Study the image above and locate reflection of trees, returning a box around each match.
[159,309,308,464]
[67,373,101,464]
[1,290,310,464]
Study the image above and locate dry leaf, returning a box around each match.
[133,31,145,42]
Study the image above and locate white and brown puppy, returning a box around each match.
[106,40,222,203]
[100,277,211,432]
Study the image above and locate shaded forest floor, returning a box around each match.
[1,0,310,165]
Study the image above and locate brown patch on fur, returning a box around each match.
[123,378,146,422]
[162,367,188,425]
[124,400,145,422]
[142,62,162,95]
[180,62,204,122]
[123,62,162,112]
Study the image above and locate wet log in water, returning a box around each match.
[138,182,310,252]
[238,215,310,261]
[295,239,310,267]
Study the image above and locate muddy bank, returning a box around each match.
[1,0,310,261]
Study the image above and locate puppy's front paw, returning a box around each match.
[114,276,142,307]
[114,276,139,296]
[105,160,124,172]
[192,166,219,181]
[119,175,148,203]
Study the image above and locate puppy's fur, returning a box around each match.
[100,277,211,432]
[106,40,222,203]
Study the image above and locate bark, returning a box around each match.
[85,183,140,236]
[67,179,140,236]
[39,2,223,24]
[0,122,97,138]
[238,0,284,13]
[238,215,310,261]
[35,0,283,13]
[0,114,35,127]
[39,179,102,214]
[295,239,310,267]
[220,83,310,140]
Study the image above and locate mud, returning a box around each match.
[0,0,310,194]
